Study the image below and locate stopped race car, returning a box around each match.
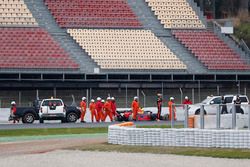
[188,95,249,115]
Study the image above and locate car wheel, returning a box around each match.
[195,110,200,115]
[39,118,44,123]
[22,113,35,124]
[61,118,66,123]
[66,112,78,123]
[195,110,207,115]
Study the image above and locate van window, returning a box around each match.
[42,100,63,106]
[240,97,248,103]
[212,97,221,104]
[225,97,233,103]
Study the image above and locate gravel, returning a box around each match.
[1,150,250,167]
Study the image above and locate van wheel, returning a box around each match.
[39,118,44,123]
[66,112,78,123]
[195,109,207,115]
[22,113,35,124]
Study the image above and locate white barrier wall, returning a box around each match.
[108,125,250,148]
[194,114,248,129]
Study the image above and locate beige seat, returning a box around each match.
[68,29,187,70]
[0,0,38,26]
[145,0,205,29]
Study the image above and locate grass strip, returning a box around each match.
[76,143,250,159]
[0,127,108,137]
[0,125,183,137]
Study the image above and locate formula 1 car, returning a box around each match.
[115,108,157,122]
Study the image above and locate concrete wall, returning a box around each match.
[108,125,250,148]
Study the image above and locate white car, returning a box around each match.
[39,98,66,123]
[188,95,249,115]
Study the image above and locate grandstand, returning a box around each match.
[0,0,249,107]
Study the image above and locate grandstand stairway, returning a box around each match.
[202,21,249,68]
[23,0,99,73]
[127,0,207,73]
[126,0,170,37]
[214,29,250,65]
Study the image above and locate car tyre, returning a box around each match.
[195,109,207,115]
[22,113,35,124]
[39,118,44,123]
[66,112,78,123]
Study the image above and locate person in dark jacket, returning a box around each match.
[234,95,242,114]
[156,93,162,121]
[221,96,228,114]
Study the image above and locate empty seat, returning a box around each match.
[0,0,38,27]
[0,27,79,70]
[172,30,250,70]
[44,0,142,28]
[68,29,186,70]
[145,0,205,29]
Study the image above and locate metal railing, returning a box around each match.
[171,103,250,130]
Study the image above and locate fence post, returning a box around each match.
[184,105,189,128]
[248,104,250,130]
[216,104,221,129]
[232,104,236,129]
[171,104,175,128]
[200,105,204,129]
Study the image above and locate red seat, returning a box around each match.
[44,0,142,28]
[0,28,79,70]
[173,30,250,70]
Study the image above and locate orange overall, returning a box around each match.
[89,102,97,122]
[131,100,139,120]
[95,101,103,122]
[80,101,87,122]
[103,101,113,122]
[168,101,176,120]
[111,101,117,117]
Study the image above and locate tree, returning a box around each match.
[239,0,249,12]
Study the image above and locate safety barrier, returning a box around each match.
[108,125,250,148]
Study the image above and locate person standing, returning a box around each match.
[234,95,242,114]
[95,97,103,122]
[221,96,228,114]
[111,97,117,118]
[101,99,105,122]
[131,96,139,121]
[156,93,162,121]
[183,96,192,105]
[103,97,113,122]
[89,99,97,123]
[168,97,176,120]
[80,97,87,123]
[10,101,19,123]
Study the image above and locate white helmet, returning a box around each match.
[91,99,95,102]
[134,96,138,100]
[185,96,189,100]
[82,97,86,101]
[97,97,101,101]
[101,100,105,103]
[11,101,16,105]
[170,97,174,100]
[111,97,115,100]
[107,97,111,100]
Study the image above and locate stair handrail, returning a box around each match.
[212,20,250,62]
[240,39,250,56]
